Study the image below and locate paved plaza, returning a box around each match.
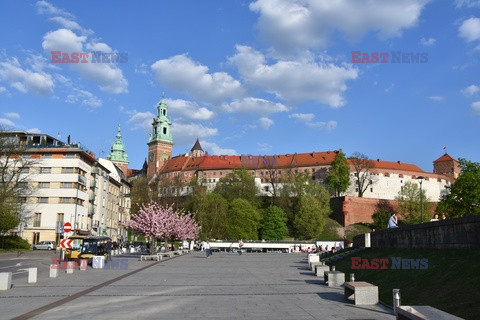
[0,252,395,319]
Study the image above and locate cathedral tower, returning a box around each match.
[108,124,129,177]
[147,94,173,177]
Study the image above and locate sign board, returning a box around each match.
[64,222,72,233]
[60,239,73,249]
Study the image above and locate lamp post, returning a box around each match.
[417,176,425,223]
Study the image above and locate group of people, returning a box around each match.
[387,212,447,228]
[202,239,244,258]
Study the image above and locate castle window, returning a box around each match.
[163,110,166,116]
[163,127,167,134]
[370,188,373,192]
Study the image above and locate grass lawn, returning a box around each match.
[331,248,480,320]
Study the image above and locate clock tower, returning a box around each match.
[147,93,173,178]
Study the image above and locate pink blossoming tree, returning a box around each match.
[126,203,200,255]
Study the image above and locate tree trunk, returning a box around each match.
[150,236,155,255]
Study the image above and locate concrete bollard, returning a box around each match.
[50,264,59,278]
[66,261,77,274]
[0,272,12,290]
[79,259,88,270]
[28,268,37,284]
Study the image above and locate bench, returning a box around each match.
[158,252,174,258]
[140,255,162,261]
[396,306,464,320]
[324,271,345,287]
[344,281,378,305]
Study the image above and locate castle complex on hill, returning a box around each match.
[133,95,461,226]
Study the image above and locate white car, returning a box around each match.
[33,241,55,250]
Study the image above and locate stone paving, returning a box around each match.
[0,252,395,319]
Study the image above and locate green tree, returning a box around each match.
[130,176,150,213]
[214,167,259,207]
[293,194,330,239]
[437,159,480,217]
[226,198,261,240]
[260,205,288,240]
[371,211,391,230]
[395,181,431,224]
[326,151,350,197]
[189,193,228,240]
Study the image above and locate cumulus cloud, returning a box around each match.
[459,17,480,42]
[289,112,336,130]
[462,84,480,97]
[289,113,315,122]
[0,58,54,95]
[222,97,288,115]
[66,88,103,108]
[427,96,445,102]
[151,54,245,105]
[128,111,155,131]
[167,99,215,121]
[249,0,430,53]
[229,45,358,107]
[201,141,237,155]
[259,117,274,130]
[420,37,436,46]
[170,123,218,145]
[472,101,480,114]
[0,118,15,127]
[4,112,20,119]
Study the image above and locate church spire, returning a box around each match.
[149,92,173,144]
[108,124,128,163]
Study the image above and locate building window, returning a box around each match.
[64,153,75,158]
[213,172,216,175]
[43,153,52,158]
[61,182,74,188]
[59,197,71,204]
[41,167,51,173]
[33,213,41,227]
[264,186,269,192]
[21,167,29,173]
[62,167,74,173]
[39,182,50,188]
[370,188,373,192]
[38,197,48,203]
[163,127,167,134]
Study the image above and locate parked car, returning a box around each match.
[33,241,56,250]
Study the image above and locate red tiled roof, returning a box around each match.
[434,153,457,163]
[348,159,424,173]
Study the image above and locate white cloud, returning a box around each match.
[289,113,315,122]
[36,1,74,19]
[42,29,128,94]
[0,58,54,95]
[4,112,20,119]
[171,123,218,145]
[259,117,274,130]
[134,63,149,75]
[307,120,337,130]
[249,0,430,53]
[0,86,6,93]
[427,96,445,102]
[128,111,155,131]
[27,128,42,134]
[222,97,288,115]
[459,17,480,42]
[66,88,103,108]
[49,16,83,32]
[455,0,480,8]
[201,141,237,155]
[167,99,215,121]
[229,45,358,107]
[462,84,480,97]
[151,54,245,104]
[0,118,15,127]
[257,142,272,153]
[472,101,480,114]
[420,37,436,46]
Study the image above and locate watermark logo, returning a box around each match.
[351,257,428,269]
[351,51,428,63]
[51,51,128,63]
[241,155,278,167]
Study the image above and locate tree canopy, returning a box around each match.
[260,205,288,240]
[349,152,375,197]
[188,193,228,240]
[214,167,259,207]
[326,151,350,197]
[226,198,261,240]
[395,181,431,224]
[437,158,480,217]
[293,194,330,239]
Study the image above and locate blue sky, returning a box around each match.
[0,0,479,172]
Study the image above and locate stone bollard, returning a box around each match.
[66,261,77,274]
[0,272,12,290]
[50,264,59,278]
[393,289,401,315]
[79,259,88,270]
[28,268,37,284]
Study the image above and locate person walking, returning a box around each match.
[205,240,211,258]
[387,212,398,228]
[238,239,244,255]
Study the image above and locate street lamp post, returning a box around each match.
[417,176,425,223]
